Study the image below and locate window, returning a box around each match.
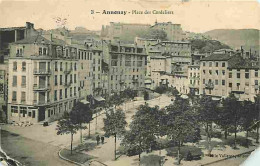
[237,73,240,78]
[222,62,225,67]
[229,83,232,88]
[60,75,63,85]
[21,76,26,87]
[255,80,258,85]
[39,47,42,55]
[12,91,17,101]
[21,92,26,102]
[74,63,77,71]
[70,74,73,83]
[209,62,212,67]
[215,70,219,75]
[60,89,63,99]
[55,75,58,85]
[54,90,57,101]
[215,62,218,67]
[229,72,232,78]
[222,70,225,75]
[70,87,72,97]
[13,76,17,87]
[255,70,258,77]
[245,72,249,79]
[203,70,205,74]
[60,62,63,71]
[22,62,26,71]
[215,80,218,85]
[43,48,47,55]
[203,62,205,66]
[65,88,67,98]
[203,79,205,84]
[13,62,17,71]
[11,106,18,114]
[55,62,58,71]
[74,87,76,96]
[222,80,225,85]
[74,74,77,83]
[209,70,212,75]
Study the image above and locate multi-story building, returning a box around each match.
[101,22,150,40]
[103,42,148,95]
[0,22,37,62]
[7,35,79,123]
[76,45,93,100]
[150,21,185,41]
[0,58,8,122]
[200,53,260,101]
[188,65,200,95]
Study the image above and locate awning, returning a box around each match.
[80,99,90,104]
[180,94,189,99]
[94,96,105,102]
[212,97,221,101]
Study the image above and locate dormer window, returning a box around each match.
[16,47,23,57]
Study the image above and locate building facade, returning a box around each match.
[199,54,260,101]
[7,35,79,123]
[151,21,185,41]
[103,42,148,95]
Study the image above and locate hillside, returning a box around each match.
[204,29,259,54]
[190,39,231,53]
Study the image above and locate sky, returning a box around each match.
[0,0,259,33]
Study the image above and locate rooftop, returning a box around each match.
[0,27,26,31]
[201,53,233,61]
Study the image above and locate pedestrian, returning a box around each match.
[96,135,100,145]
[101,136,104,144]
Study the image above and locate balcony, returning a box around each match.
[64,82,72,87]
[132,78,138,83]
[205,82,214,89]
[33,69,51,75]
[64,68,72,75]
[231,87,245,94]
[33,84,50,91]
[33,100,51,106]
[189,84,199,89]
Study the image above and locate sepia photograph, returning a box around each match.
[0,0,259,165]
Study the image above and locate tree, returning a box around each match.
[140,29,168,41]
[108,93,124,109]
[56,112,80,154]
[70,102,93,143]
[196,95,218,155]
[122,104,160,163]
[143,91,149,101]
[103,108,127,160]
[165,96,197,165]
[221,93,242,149]
[253,94,260,143]
[240,100,255,139]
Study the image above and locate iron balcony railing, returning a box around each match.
[33,69,51,75]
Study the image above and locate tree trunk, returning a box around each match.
[234,121,237,148]
[206,123,212,155]
[224,128,228,139]
[256,122,259,143]
[177,140,181,165]
[71,133,73,155]
[114,134,117,160]
[139,141,141,164]
[80,124,82,143]
[88,122,91,137]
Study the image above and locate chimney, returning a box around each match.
[26,22,34,29]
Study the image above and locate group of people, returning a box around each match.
[96,135,105,145]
